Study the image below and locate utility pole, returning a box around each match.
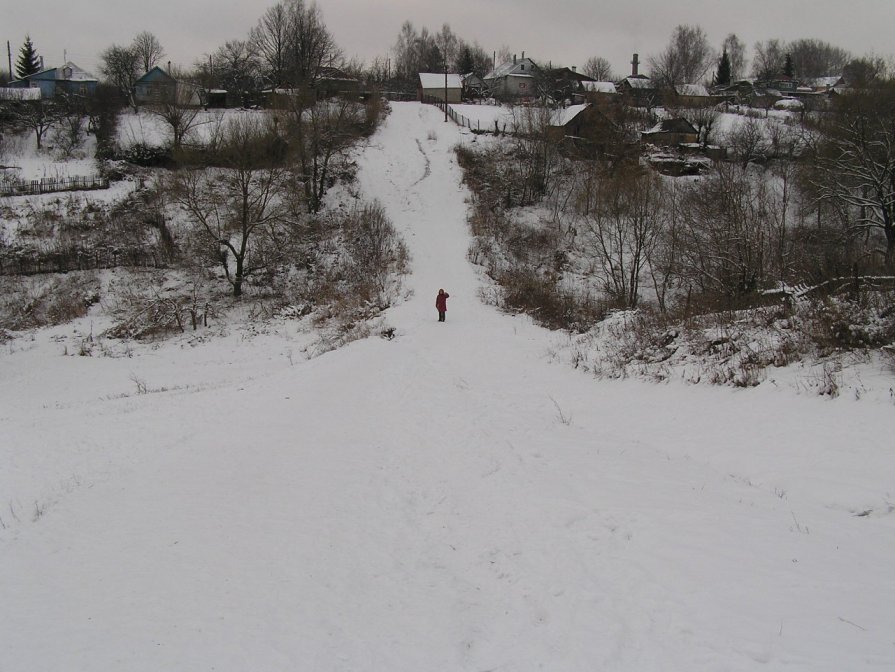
[7,41,12,78]
[444,63,448,122]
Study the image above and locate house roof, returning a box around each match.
[316,66,357,82]
[622,76,654,90]
[135,66,176,85]
[550,104,589,126]
[643,117,698,135]
[674,84,710,97]
[419,73,463,89]
[582,81,617,94]
[16,61,97,83]
[484,57,537,80]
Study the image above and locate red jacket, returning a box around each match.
[436,292,449,311]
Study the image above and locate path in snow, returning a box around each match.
[1,103,893,672]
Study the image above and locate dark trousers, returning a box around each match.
[438,311,446,322]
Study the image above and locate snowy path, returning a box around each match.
[2,103,894,671]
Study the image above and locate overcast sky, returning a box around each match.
[4,0,894,79]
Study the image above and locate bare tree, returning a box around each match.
[752,39,786,81]
[99,44,140,110]
[281,92,366,213]
[788,39,850,80]
[147,85,204,151]
[175,116,291,297]
[250,0,341,87]
[579,164,666,307]
[132,31,165,75]
[649,25,715,87]
[212,39,260,103]
[811,85,895,269]
[10,98,64,149]
[583,56,616,82]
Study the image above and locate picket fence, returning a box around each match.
[0,174,109,197]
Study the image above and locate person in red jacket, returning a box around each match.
[436,288,450,322]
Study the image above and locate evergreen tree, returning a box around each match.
[15,35,41,80]
[457,46,475,75]
[715,50,731,86]
[783,53,794,78]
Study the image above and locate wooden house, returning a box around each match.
[418,73,462,103]
[670,83,713,108]
[483,56,539,99]
[641,118,699,146]
[315,66,360,99]
[134,66,200,106]
[546,103,616,145]
[581,81,618,107]
[618,76,659,108]
[8,62,97,98]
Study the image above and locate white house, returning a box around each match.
[483,56,539,99]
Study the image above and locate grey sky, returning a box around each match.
[4,0,894,79]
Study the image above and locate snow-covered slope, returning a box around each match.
[2,103,893,671]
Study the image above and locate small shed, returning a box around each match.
[641,118,699,146]
[418,73,462,103]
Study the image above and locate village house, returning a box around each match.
[483,55,539,100]
[581,81,618,107]
[8,62,97,98]
[542,66,594,103]
[670,83,714,108]
[134,66,200,106]
[641,118,699,147]
[418,73,462,103]
[315,66,360,99]
[461,72,486,99]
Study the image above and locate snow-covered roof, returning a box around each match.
[675,84,710,97]
[623,76,654,89]
[18,61,97,82]
[484,58,537,81]
[550,104,589,126]
[419,73,462,90]
[582,81,617,94]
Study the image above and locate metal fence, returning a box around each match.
[0,174,110,197]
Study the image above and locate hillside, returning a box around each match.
[2,103,894,671]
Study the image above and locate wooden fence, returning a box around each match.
[0,245,169,276]
[0,174,110,197]
[423,96,497,133]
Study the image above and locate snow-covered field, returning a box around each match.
[2,103,894,671]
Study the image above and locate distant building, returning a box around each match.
[418,73,462,103]
[581,81,618,107]
[483,56,539,99]
[641,118,699,146]
[315,66,360,99]
[8,62,97,98]
[671,84,713,108]
[134,66,200,106]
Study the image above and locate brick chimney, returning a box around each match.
[631,53,640,77]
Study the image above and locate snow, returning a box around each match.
[2,102,894,671]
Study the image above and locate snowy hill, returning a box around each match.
[2,103,894,671]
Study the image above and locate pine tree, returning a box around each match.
[15,35,41,80]
[715,50,731,86]
[783,53,794,78]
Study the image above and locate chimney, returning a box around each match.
[631,53,640,77]
[167,60,171,73]
[522,51,525,60]
[513,54,517,64]
[572,66,577,72]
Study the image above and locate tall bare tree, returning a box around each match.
[583,56,615,82]
[752,39,786,81]
[132,31,165,75]
[175,116,291,297]
[99,44,140,110]
[788,39,850,79]
[811,84,895,270]
[649,25,715,86]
